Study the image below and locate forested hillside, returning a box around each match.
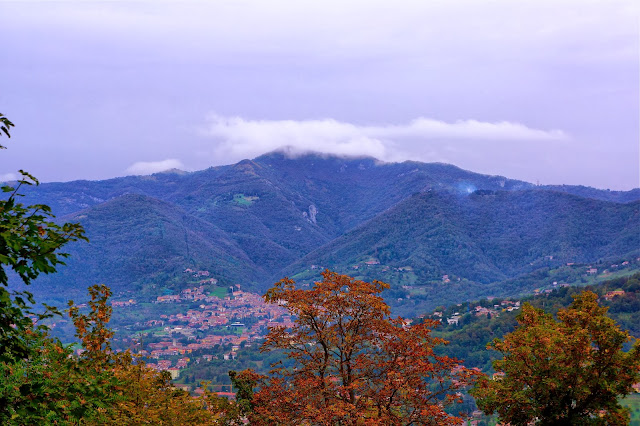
[16,152,639,312]
[48,194,262,296]
[289,189,639,314]
[291,189,639,280]
[431,273,640,372]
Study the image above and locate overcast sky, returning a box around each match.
[1,0,638,189]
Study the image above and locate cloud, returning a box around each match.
[2,1,636,189]
[0,173,18,182]
[201,114,569,162]
[7,1,637,67]
[125,159,184,175]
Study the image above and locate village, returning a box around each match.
[89,260,639,399]
[424,260,637,327]
[108,269,292,386]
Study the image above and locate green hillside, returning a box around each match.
[29,193,262,304]
[429,272,640,373]
[287,189,639,314]
[543,184,640,203]
[14,152,640,312]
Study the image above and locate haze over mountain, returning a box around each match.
[19,151,640,312]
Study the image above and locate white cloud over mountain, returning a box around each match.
[202,114,568,163]
[0,173,18,182]
[125,159,184,175]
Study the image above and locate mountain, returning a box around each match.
[286,189,639,311]
[16,151,640,310]
[542,185,640,204]
[295,189,639,279]
[22,152,537,282]
[30,194,262,303]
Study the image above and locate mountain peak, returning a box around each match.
[154,168,188,175]
[254,147,382,164]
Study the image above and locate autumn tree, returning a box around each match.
[66,285,232,425]
[247,270,482,425]
[471,291,640,425]
[1,284,236,424]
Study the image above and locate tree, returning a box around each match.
[247,270,482,425]
[0,112,14,143]
[0,114,87,362]
[66,285,231,425]
[471,291,640,425]
[1,284,235,424]
[0,115,234,424]
[222,369,260,425]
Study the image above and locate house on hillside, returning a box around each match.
[603,290,625,301]
[111,299,136,307]
[446,315,461,325]
[157,295,180,303]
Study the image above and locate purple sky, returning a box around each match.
[1,1,638,189]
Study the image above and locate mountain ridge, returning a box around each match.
[15,152,640,312]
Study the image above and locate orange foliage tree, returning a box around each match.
[247,271,482,425]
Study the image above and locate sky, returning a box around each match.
[1,0,638,189]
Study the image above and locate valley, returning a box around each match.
[5,151,640,422]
